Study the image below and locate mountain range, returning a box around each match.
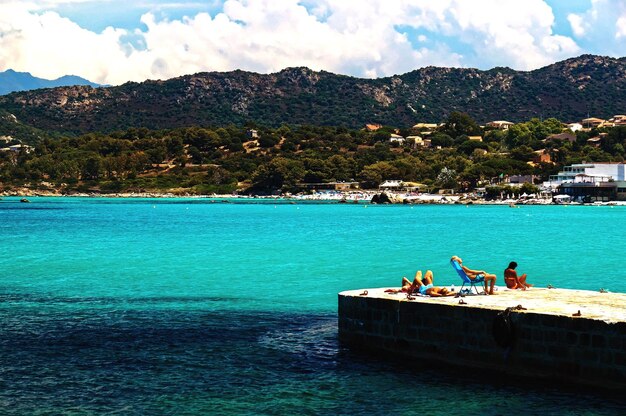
[0,69,101,96]
[0,54,624,137]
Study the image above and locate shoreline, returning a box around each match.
[2,191,626,206]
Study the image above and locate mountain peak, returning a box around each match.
[0,69,102,96]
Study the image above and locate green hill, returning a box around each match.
[0,55,624,139]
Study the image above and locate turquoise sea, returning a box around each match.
[1,197,625,415]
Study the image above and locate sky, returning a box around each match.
[0,0,624,85]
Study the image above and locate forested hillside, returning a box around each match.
[2,113,625,196]
[0,55,624,137]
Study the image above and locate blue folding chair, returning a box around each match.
[450,259,485,295]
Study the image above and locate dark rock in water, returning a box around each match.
[20,198,30,203]
[370,193,392,204]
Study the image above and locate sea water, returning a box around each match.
[0,197,624,415]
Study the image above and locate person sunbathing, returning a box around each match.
[504,261,532,290]
[451,255,497,295]
[385,270,454,297]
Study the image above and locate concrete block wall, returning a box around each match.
[338,294,626,390]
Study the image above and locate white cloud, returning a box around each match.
[567,0,626,46]
[427,0,580,69]
[616,16,626,39]
[567,14,586,37]
[0,0,598,86]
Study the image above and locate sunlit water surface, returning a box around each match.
[1,197,624,414]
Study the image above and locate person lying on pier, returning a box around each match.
[385,270,454,297]
[504,261,533,290]
[450,255,497,295]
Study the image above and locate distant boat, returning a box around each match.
[20,198,30,203]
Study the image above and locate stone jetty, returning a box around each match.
[338,287,626,390]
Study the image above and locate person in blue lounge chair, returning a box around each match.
[504,261,532,290]
[386,270,454,297]
[450,255,497,295]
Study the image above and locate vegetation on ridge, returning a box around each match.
[0,55,625,135]
[2,112,625,196]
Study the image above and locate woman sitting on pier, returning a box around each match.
[386,270,454,297]
[504,261,533,290]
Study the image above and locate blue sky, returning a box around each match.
[0,0,624,85]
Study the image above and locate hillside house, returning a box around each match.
[587,137,602,147]
[532,149,552,164]
[581,117,606,128]
[486,120,514,130]
[1,144,34,153]
[411,123,438,135]
[545,132,576,143]
[567,123,583,132]
[246,129,259,139]
[365,123,383,132]
[468,136,483,142]
[609,115,626,125]
[406,135,427,148]
[389,134,405,145]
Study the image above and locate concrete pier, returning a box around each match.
[338,287,626,390]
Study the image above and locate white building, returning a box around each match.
[567,123,583,132]
[545,163,626,202]
[389,134,405,145]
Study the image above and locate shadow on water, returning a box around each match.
[1,302,625,415]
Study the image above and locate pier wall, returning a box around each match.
[338,293,626,390]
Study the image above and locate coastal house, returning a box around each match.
[379,180,402,190]
[545,132,576,143]
[389,134,405,145]
[546,162,626,201]
[378,180,421,192]
[486,120,515,130]
[297,181,360,191]
[505,175,537,185]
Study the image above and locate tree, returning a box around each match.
[358,161,398,188]
[430,132,454,148]
[436,167,457,190]
[82,155,102,180]
[440,112,481,139]
[251,157,305,192]
[520,182,540,194]
[457,140,488,156]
